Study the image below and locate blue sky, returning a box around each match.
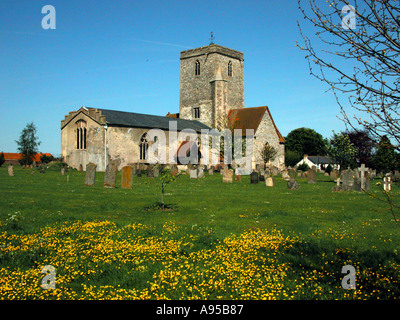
[0,0,349,156]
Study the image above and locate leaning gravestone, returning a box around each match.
[103,161,118,188]
[84,162,97,186]
[8,165,14,176]
[306,169,317,184]
[341,169,354,191]
[223,169,233,183]
[330,170,339,180]
[250,171,259,184]
[121,166,133,189]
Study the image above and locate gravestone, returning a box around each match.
[208,168,214,176]
[259,174,265,182]
[103,161,118,188]
[281,170,289,181]
[235,174,241,182]
[61,167,65,175]
[265,177,274,187]
[332,177,342,192]
[271,167,279,176]
[79,164,83,172]
[198,168,205,178]
[190,169,197,179]
[287,179,299,190]
[121,166,133,189]
[223,169,233,183]
[84,162,97,186]
[288,169,297,181]
[384,176,392,191]
[250,171,259,184]
[358,164,369,190]
[8,165,14,176]
[363,172,370,191]
[154,167,159,178]
[147,165,154,178]
[341,169,354,191]
[306,169,317,184]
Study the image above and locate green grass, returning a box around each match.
[0,164,399,299]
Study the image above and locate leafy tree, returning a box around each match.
[0,152,4,167]
[297,0,400,150]
[285,149,303,168]
[159,167,177,211]
[285,127,328,156]
[297,162,309,172]
[328,132,357,171]
[40,154,54,164]
[343,129,376,167]
[260,143,278,164]
[15,122,41,166]
[373,135,397,174]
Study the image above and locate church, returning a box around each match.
[61,43,285,172]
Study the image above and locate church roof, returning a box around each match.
[227,106,285,143]
[98,108,211,133]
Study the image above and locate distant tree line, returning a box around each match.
[284,127,399,173]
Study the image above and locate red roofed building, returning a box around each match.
[2,153,53,165]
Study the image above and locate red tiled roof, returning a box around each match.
[2,153,53,162]
[227,106,285,143]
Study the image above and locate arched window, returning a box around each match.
[76,120,87,150]
[195,60,200,76]
[139,133,149,160]
[228,61,233,77]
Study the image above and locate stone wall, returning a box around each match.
[253,111,285,169]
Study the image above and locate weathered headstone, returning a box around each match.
[147,165,154,178]
[341,169,354,191]
[288,169,297,181]
[250,171,259,184]
[154,167,159,178]
[121,166,133,189]
[281,170,290,181]
[359,164,369,190]
[84,162,97,186]
[190,169,197,179]
[306,168,317,184]
[208,168,214,176]
[265,177,274,187]
[287,179,299,190]
[235,174,241,182]
[103,161,118,188]
[223,169,233,183]
[61,167,65,175]
[271,167,279,176]
[198,168,205,178]
[8,165,14,176]
[332,177,342,192]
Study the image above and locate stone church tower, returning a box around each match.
[179,44,245,128]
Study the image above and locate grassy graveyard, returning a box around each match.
[0,163,399,300]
